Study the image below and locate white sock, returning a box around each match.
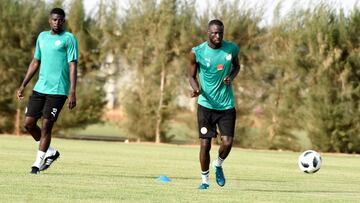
[201,170,209,184]
[36,141,56,156]
[46,146,56,156]
[213,156,224,167]
[32,150,46,168]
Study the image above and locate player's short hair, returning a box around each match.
[50,8,65,18]
[208,19,224,28]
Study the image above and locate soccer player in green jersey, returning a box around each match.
[188,19,240,189]
[17,8,78,174]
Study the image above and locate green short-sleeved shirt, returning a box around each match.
[33,31,78,96]
[192,40,240,110]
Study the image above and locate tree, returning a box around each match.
[118,0,167,142]
[54,0,106,133]
[0,0,48,133]
[298,6,360,153]
[118,0,199,143]
[67,0,100,75]
[55,74,106,134]
[262,4,360,152]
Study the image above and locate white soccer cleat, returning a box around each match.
[40,151,60,171]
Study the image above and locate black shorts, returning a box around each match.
[197,104,236,138]
[25,91,67,122]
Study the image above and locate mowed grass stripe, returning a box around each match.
[1,135,360,203]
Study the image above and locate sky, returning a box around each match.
[60,0,360,26]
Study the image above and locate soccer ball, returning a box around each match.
[298,150,322,173]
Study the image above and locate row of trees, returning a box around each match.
[234,3,360,153]
[1,0,360,153]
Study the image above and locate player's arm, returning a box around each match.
[17,59,41,100]
[188,51,200,97]
[68,61,77,109]
[224,55,240,85]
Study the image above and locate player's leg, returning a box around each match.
[199,138,211,189]
[24,116,59,170]
[24,91,45,141]
[37,94,67,172]
[197,105,217,189]
[37,118,60,171]
[212,107,236,187]
[24,91,46,174]
[216,136,233,164]
[39,118,54,152]
[31,118,56,173]
[24,117,41,141]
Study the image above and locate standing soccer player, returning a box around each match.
[188,19,240,189]
[17,8,78,174]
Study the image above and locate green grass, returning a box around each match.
[1,135,360,202]
[65,119,198,144]
[64,122,124,138]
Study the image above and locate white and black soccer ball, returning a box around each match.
[298,150,322,173]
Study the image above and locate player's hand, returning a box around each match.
[223,76,232,85]
[68,94,76,109]
[191,89,200,97]
[17,87,25,100]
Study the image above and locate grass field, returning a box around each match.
[1,135,360,202]
[63,120,197,144]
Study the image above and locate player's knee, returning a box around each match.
[24,120,35,131]
[224,142,232,149]
[222,139,233,149]
[200,139,212,151]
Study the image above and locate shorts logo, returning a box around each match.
[51,108,58,117]
[217,64,223,70]
[200,127,208,135]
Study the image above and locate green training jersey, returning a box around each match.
[192,40,240,110]
[33,30,78,96]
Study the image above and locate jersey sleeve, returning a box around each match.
[66,34,79,62]
[34,34,41,60]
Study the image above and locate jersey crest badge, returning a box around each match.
[226,54,232,61]
[55,40,61,47]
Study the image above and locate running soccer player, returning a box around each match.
[17,8,78,174]
[188,19,240,189]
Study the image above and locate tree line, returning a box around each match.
[1,0,360,153]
